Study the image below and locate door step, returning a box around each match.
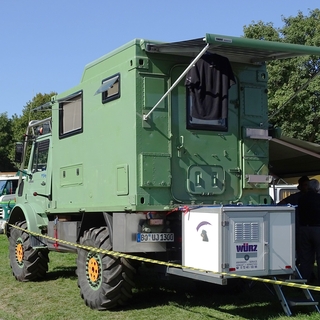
[273,267,320,316]
[287,298,318,307]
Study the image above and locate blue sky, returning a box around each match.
[1,1,319,117]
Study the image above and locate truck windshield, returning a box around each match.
[0,180,18,196]
[0,181,6,195]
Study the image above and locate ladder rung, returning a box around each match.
[285,279,308,283]
[288,299,319,307]
[273,267,320,315]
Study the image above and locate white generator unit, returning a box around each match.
[168,206,295,284]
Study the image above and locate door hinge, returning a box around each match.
[229,168,241,178]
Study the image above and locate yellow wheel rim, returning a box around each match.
[88,257,99,282]
[16,243,24,263]
[86,252,102,289]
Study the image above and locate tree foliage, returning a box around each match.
[243,9,320,143]
[11,92,54,142]
[9,92,56,169]
[0,113,15,171]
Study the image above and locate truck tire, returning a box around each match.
[76,226,135,310]
[8,221,49,281]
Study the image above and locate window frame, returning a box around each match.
[101,73,121,104]
[186,90,228,132]
[59,91,83,139]
[31,139,50,173]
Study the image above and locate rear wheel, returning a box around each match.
[76,226,135,310]
[8,221,49,281]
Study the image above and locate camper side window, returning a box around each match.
[95,74,120,104]
[102,74,120,103]
[59,91,83,138]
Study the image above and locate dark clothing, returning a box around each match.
[298,191,320,282]
[280,191,301,206]
[185,53,235,120]
[299,226,320,283]
[298,191,320,227]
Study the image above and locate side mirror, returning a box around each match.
[15,142,23,163]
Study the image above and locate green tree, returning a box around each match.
[0,112,15,171]
[10,92,56,167]
[243,9,320,142]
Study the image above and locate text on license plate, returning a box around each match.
[136,233,174,242]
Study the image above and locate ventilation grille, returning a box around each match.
[234,222,259,241]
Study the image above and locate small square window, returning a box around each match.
[96,74,120,104]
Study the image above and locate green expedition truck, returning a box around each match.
[6,33,320,310]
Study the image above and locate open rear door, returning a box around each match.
[143,33,320,203]
[169,64,240,202]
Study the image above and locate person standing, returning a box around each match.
[277,176,309,266]
[298,179,320,284]
[277,176,310,205]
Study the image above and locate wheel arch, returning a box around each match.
[77,212,113,245]
[7,203,48,237]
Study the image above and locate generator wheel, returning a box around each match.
[9,221,49,281]
[76,226,135,310]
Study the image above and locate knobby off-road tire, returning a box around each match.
[9,221,49,281]
[76,226,136,310]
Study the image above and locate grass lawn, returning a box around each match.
[0,234,320,320]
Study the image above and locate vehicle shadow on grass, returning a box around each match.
[127,266,320,319]
[45,266,77,281]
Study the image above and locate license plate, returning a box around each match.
[136,233,174,243]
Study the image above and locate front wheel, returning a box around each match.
[8,221,49,281]
[76,226,135,310]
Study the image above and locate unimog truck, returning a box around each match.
[7,33,320,310]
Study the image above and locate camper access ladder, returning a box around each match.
[273,267,320,316]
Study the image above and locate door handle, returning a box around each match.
[177,135,185,158]
[41,181,46,186]
[177,135,184,150]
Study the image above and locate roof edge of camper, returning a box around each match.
[144,33,320,64]
[205,33,320,60]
